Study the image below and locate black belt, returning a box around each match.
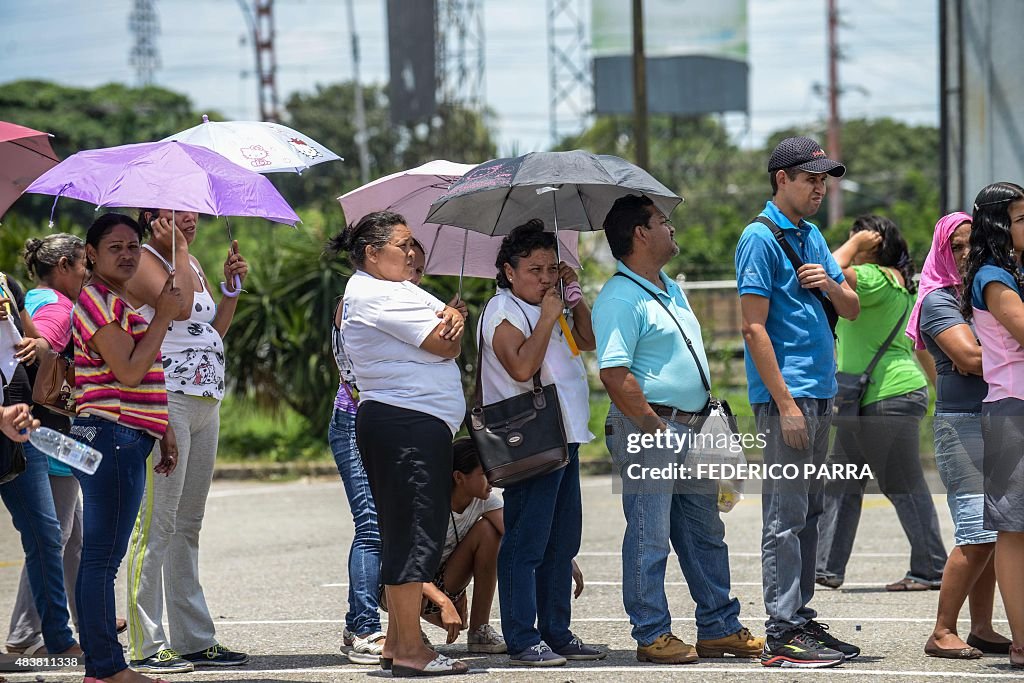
[649,403,706,427]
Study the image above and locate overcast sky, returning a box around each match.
[0,0,938,154]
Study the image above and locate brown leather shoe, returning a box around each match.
[696,627,765,658]
[636,633,699,664]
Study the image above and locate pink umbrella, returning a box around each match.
[0,121,60,219]
[337,160,580,284]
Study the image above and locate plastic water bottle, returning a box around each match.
[28,427,103,475]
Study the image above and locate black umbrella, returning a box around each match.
[425,150,682,355]
[423,150,682,236]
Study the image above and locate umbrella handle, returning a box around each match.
[220,275,242,298]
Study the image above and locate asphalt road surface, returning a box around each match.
[1,474,1018,682]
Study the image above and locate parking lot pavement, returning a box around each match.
[1,475,1018,682]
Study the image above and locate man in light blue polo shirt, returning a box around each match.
[594,194,763,665]
[735,136,861,668]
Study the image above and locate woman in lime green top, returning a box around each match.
[816,215,947,591]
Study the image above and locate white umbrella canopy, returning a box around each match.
[337,160,580,280]
[162,115,342,174]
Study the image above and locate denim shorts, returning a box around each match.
[933,412,997,546]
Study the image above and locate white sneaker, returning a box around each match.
[346,631,385,665]
[468,624,507,653]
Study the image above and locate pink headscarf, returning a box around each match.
[905,211,973,349]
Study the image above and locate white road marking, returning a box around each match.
[322,580,883,588]
[212,616,1007,626]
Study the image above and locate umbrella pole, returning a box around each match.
[549,190,579,356]
[220,218,241,298]
[457,230,467,302]
[171,209,176,287]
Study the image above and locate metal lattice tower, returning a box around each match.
[254,0,280,122]
[128,0,160,86]
[548,0,591,145]
[436,0,485,111]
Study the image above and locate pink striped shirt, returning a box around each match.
[72,282,168,438]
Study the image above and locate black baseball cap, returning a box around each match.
[768,136,846,178]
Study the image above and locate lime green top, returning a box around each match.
[836,263,927,405]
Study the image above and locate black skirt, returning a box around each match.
[356,400,454,584]
[981,398,1024,532]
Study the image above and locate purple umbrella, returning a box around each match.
[27,140,300,295]
[26,140,300,226]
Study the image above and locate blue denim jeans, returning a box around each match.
[0,441,75,653]
[754,398,832,639]
[71,416,155,679]
[605,404,742,645]
[817,388,945,584]
[328,408,382,635]
[498,444,582,654]
[933,413,996,546]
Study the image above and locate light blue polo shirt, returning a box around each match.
[735,201,845,404]
[593,261,711,412]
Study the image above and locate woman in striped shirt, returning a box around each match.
[71,212,182,683]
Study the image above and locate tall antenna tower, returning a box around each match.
[254,0,281,122]
[128,0,160,86]
[547,0,591,146]
[436,0,485,110]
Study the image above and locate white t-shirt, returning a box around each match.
[341,271,465,434]
[441,490,504,564]
[478,289,593,444]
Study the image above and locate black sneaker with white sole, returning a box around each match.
[760,630,844,668]
[803,620,861,659]
[181,644,249,667]
[130,648,195,674]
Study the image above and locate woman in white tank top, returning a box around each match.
[120,208,251,672]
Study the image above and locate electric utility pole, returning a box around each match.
[632,0,649,170]
[826,0,843,225]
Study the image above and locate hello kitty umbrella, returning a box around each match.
[162,115,342,174]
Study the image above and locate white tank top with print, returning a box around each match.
[137,244,226,401]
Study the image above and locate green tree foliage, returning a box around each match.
[0,79,214,229]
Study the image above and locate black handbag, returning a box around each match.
[466,296,569,488]
[833,301,910,419]
[0,368,27,484]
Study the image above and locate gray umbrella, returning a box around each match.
[423,150,683,236]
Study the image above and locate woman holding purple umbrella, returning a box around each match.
[122,208,249,674]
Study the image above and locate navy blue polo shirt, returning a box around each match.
[734,201,845,404]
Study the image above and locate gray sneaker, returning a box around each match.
[509,641,567,666]
[467,624,507,654]
[552,635,606,660]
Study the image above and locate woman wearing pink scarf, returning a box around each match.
[914,212,1010,659]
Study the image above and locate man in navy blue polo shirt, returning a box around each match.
[735,137,862,668]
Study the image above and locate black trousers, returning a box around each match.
[356,401,453,584]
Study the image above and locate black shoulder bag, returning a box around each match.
[833,301,910,419]
[753,215,839,338]
[466,296,569,488]
[612,272,737,431]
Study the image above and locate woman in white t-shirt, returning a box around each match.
[335,210,469,677]
[479,219,602,666]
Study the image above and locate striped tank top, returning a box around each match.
[73,282,168,438]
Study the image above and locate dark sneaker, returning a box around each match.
[130,648,195,674]
[816,576,843,589]
[760,630,844,668]
[182,643,249,667]
[508,641,567,666]
[551,635,606,661]
[803,620,861,660]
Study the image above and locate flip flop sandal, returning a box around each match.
[391,654,469,678]
[6,639,45,656]
[885,577,930,591]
